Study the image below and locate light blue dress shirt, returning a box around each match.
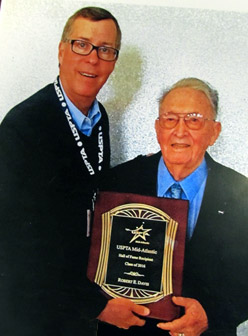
[157,156,208,239]
[60,80,101,136]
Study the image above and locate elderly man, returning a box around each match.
[98,78,248,336]
[0,6,149,336]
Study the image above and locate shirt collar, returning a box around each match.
[59,79,101,136]
[157,156,208,201]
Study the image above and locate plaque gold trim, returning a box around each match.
[94,203,178,304]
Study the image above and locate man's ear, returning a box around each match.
[209,121,222,146]
[155,119,161,145]
[58,41,65,65]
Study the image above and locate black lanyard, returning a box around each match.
[54,78,104,176]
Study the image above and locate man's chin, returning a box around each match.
[165,155,191,166]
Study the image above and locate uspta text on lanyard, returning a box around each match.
[54,78,104,176]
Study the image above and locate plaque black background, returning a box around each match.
[87,191,188,320]
[105,216,167,292]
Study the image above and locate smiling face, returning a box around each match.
[155,87,221,179]
[58,17,118,113]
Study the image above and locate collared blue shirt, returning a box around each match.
[157,156,208,239]
[60,80,101,136]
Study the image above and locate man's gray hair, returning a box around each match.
[159,77,219,118]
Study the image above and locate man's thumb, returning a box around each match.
[133,304,150,316]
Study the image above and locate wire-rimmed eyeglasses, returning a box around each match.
[67,39,119,62]
[157,112,215,130]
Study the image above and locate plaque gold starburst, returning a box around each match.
[125,224,152,243]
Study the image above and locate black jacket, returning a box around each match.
[0,82,110,336]
[99,151,248,336]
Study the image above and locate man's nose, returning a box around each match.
[174,118,188,136]
[85,49,99,64]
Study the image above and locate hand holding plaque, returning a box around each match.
[87,191,188,321]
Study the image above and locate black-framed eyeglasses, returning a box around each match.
[67,39,119,62]
[157,112,215,130]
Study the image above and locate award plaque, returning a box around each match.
[87,191,188,321]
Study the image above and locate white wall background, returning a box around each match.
[0,0,247,176]
[0,1,248,332]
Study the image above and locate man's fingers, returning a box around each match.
[157,317,187,331]
[157,321,172,330]
[98,298,149,329]
[134,316,146,327]
[157,297,208,336]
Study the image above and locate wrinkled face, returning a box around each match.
[155,87,221,175]
[58,18,117,108]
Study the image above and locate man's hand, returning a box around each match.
[157,296,208,336]
[98,297,150,329]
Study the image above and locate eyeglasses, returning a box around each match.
[67,39,119,62]
[157,112,215,130]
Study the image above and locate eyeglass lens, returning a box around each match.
[72,40,118,61]
[159,114,204,130]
